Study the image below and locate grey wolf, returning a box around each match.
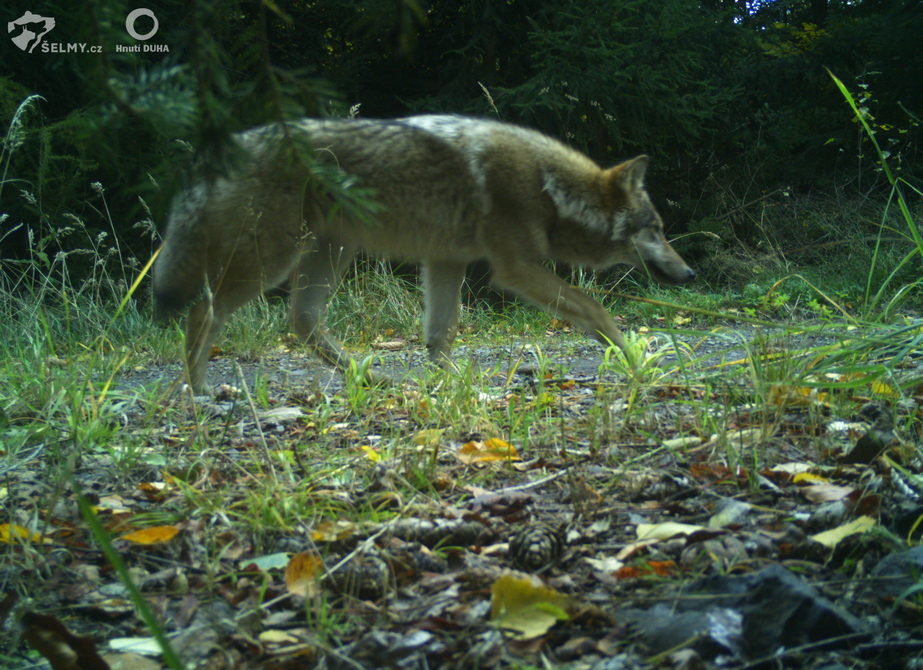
[153,115,695,391]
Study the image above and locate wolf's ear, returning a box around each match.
[610,155,649,192]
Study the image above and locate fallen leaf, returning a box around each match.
[456,437,520,465]
[285,551,323,598]
[259,407,305,424]
[662,436,702,450]
[870,379,899,398]
[22,611,110,669]
[793,472,830,485]
[242,552,290,571]
[259,629,301,644]
[108,637,163,656]
[101,652,161,670]
[360,445,381,462]
[0,523,49,544]
[311,520,359,543]
[584,556,624,572]
[708,500,751,528]
[646,560,678,576]
[490,573,572,640]
[767,384,830,409]
[772,462,817,475]
[801,484,854,503]
[636,522,706,541]
[119,525,180,545]
[810,516,876,548]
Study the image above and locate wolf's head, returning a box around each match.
[602,156,696,285]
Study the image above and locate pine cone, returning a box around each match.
[509,522,565,573]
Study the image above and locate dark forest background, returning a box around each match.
[1,0,921,298]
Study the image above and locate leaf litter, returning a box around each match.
[2,325,923,669]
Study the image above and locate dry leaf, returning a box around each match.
[360,445,381,462]
[22,611,110,670]
[662,436,702,450]
[584,556,624,572]
[259,407,305,424]
[490,573,572,640]
[285,551,323,598]
[793,472,830,485]
[636,522,706,541]
[801,484,854,503]
[810,516,876,548]
[646,560,678,576]
[107,638,163,655]
[120,525,180,545]
[311,520,359,542]
[0,523,49,544]
[101,652,161,670]
[456,437,520,465]
[767,384,830,409]
[771,462,816,475]
[241,552,291,572]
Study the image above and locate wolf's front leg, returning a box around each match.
[422,260,467,366]
[489,259,628,354]
[290,240,357,370]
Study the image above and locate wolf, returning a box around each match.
[153,115,696,391]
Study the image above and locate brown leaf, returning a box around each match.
[285,551,323,598]
[22,611,110,670]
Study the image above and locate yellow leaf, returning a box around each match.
[456,437,520,465]
[0,523,48,544]
[870,379,899,398]
[490,573,572,640]
[767,384,830,409]
[311,520,358,542]
[285,551,323,598]
[360,445,381,462]
[793,472,829,485]
[811,516,876,548]
[120,525,180,545]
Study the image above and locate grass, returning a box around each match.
[1,81,922,667]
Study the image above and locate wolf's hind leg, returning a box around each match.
[183,278,265,392]
[422,260,467,366]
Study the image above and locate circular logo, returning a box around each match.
[125,8,158,41]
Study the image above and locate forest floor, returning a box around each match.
[4,320,923,669]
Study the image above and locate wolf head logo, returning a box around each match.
[8,11,56,53]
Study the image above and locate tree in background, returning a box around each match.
[1,0,920,290]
